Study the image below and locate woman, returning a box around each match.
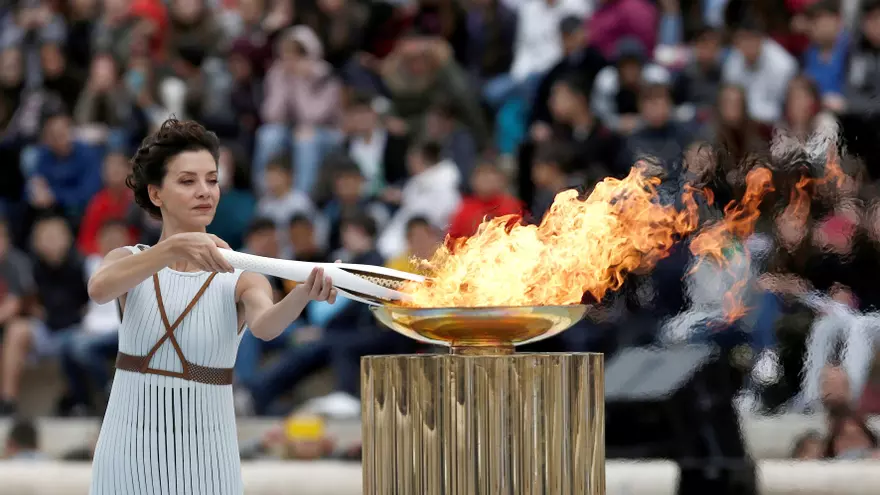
[87,118,336,494]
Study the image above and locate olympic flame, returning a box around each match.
[400,164,700,307]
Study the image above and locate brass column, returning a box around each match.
[361,352,604,495]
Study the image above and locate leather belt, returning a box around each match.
[115,352,234,386]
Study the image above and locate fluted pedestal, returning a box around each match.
[361,353,604,495]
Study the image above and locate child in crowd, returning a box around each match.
[448,161,523,239]
[322,155,389,253]
[256,155,323,248]
[77,152,134,255]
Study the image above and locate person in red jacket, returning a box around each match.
[447,161,523,239]
[76,152,135,255]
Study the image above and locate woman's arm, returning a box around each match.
[237,267,337,341]
[87,233,235,305]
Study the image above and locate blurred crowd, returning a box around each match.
[2,0,880,459]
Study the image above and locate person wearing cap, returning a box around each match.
[722,17,797,124]
[529,15,607,139]
[592,36,663,134]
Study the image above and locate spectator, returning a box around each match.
[1,216,89,416]
[673,24,725,123]
[530,15,607,138]
[286,214,328,267]
[708,84,767,168]
[509,0,589,89]
[464,0,517,87]
[778,75,840,143]
[530,143,580,221]
[448,161,523,239]
[255,155,318,246]
[723,18,798,124]
[423,98,479,183]
[73,53,132,144]
[255,25,342,194]
[28,108,103,220]
[377,140,462,259]
[166,0,226,58]
[39,42,86,114]
[76,152,134,256]
[386,216,444,273]
[2,418,44,460]
[625,77,694,169]
[340,91,410,198]
[321,155,390,254]
[0,218,34,412]
[547,73,627,180]
[299,0,370,69]
[588,0,658,61]
[380,34,489,149]
[803,0,850,109]
[844,0,880,118]
[592,37,653,135]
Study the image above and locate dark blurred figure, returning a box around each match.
[626,77,694,169]
[2,418,44,460]
[673,24,724,123]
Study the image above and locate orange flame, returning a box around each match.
[688,167,775,321]
[400,165,699,308]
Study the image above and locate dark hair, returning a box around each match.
[127,118,220,219]
[289,213,314,229]
[325,153,363,177]
[413,140,443,165]
[266,154,294,174]
[246,217,277,237]
[341,212,378,238]
[865,0,880,15]
[534,142,574,173]
[556,72,592,100]
[349,90,377,110]
[405,216,434,237]
[807,0,841,17]
[7,418,38,450]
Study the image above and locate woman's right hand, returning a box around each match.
[168,233,235,273]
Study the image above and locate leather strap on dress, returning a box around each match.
[115,272,235,386]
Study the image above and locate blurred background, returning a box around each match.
[2,0,880,492]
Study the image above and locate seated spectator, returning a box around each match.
[592,37,652,135]
[76,152,134,256]
[803,0,850,111]
[777,75,839,142]
[386,216,444,273]
[255,26,342,194]
[844,0,880,119]
[588,0,658,61]
[73,53,131,148]
[379,34,489,149]
[547,73,628,179]
[340,91,409,199]
[625,77,694,168]
[424,98,479,185]
[39,42,86,115]
[28,108,103,221]
[377,140,462,259]
[0,218,33,412]
[448,161,523,240]
[464,0,517,89]
[2,418,44,460]
[723,18,798,124]
[1,216,90,416]
[673,24,725,123]
[706,84,767,171]
[530,15,607,140]
[530,143,580,222]
[322,156,389,254]
[255,155,319,247]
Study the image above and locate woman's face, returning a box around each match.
[149,150,220,228]
[833,419,874,458]
[719,87,744,126]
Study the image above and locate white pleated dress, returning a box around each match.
[91,245,245,495]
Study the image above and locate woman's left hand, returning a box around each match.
[294,267,337,304]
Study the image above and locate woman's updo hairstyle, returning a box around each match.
[126,118,220,219]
